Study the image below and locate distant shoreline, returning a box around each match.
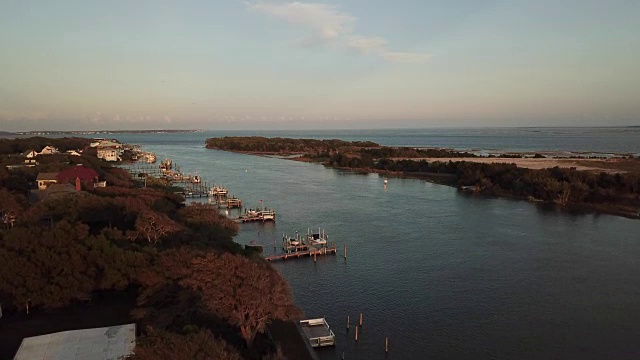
[5,129,203,136]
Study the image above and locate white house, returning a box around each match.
[66,150,82,156]
[39,146,59,155]
[97,146,121,162]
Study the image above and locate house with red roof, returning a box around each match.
[56,165,99,190]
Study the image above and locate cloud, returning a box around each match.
[247,1,429,63]
[381,52,432,63]
[346,36,388,54]
[249,2,354,40]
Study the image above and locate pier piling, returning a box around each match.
[359,313,363,327]
[344,244,347,259]
[346,315,350,330]
[386,337,389,353]
[355,326,358,341]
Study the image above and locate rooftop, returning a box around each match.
[36,172,59,181]
[13,324,135,360]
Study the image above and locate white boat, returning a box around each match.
[258,209,276,221]
[208,185,228,196]
[307,228,329,245]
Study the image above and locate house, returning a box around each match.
[56,165,99,189]
[22,149,38,158]
[13,324,136,360]
[65,150,82,156]
[36,172,59,190]
[91,139,122,149]
[97,146,121,161]
[39,145,59,155]
[22,149,39,166]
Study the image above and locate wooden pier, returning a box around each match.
[265,243,337,261]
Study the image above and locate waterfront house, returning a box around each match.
[65,150,82,156]
[56,165,99,188]
[39,145,59,155]
[97,146,121,161]
[36,172,59,190]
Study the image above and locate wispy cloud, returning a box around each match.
[380,52,432,64]
[247,1,430,63]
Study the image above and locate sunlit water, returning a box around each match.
[112,130,640,359]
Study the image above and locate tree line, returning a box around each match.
[0,137,299,359]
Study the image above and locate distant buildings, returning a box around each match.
[39,145,59,155]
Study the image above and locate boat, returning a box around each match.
[159,158,172,172]
[191,175,201,184]
[209,185,228,196]
[258,209,275,221]
[282,232,308,252]
[237,207,276,222]
[307,228,328,246]
[145,153,157,163]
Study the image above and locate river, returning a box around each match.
[112,129,640,359]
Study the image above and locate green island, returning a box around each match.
[0,137,301,360]
[206,136,640,219]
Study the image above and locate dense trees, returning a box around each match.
[131,328,242,360]
[1,137,302,359]
[0,220,146,309]
[182,253,302,348]
[206,136,378,155]
[0,137,91,155]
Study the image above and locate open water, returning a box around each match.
[112,128,640,359]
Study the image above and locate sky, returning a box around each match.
[1,0,639,131]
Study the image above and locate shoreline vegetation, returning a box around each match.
[0,136,300,360]
[206,136,640,219]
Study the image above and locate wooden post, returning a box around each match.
[344,244,347,259]
[385,337,388,353]
[346,315,350,330]
[359,312,363,326]
[355,325,358,341]
[314,251,317,262]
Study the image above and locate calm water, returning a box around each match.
[112,129,640,359]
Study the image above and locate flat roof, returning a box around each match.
[14,324,135,360]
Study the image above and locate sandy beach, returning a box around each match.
[402,157,637,174]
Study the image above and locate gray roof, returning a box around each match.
[14,324,136,360]
[36,172,59,181]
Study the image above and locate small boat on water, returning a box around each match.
[237,207,276,222]
[307,228,329,246]
[209,185,228,196]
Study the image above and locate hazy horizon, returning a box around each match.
[2,1,639,131]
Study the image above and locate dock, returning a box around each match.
[265,244,337,261]
[265,228,337,261]
[236,208,276,223]
[299,318,336,348]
